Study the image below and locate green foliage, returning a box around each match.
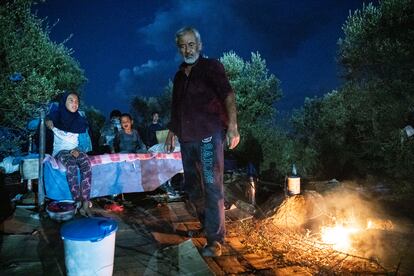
[220,51,284,173]
[83,106,105,152]
[0,0,86,132]
[338,0,414,180]
[339,0,414,86]
[292,91,355,177]
[248,123,308,178]
[130,80,172,128]
[291,0,414,183]
[220,51,281,130]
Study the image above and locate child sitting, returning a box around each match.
[115,113,147,153]
[46,91,92,217]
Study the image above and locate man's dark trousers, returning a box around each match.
[180,131,225,244]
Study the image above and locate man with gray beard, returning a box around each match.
[165,26,240,257]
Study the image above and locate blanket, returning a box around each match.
[41,152,183,203]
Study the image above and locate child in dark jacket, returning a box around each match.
[115,113,147,153]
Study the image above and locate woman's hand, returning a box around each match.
[45,120,54,130]
[70,149,80,158]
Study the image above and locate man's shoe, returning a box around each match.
[187,227,205,238]
[201,241,222,257]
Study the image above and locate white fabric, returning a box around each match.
[404,125,414,137]
[52,127,79,156]
[0,156,19,174]
[148,142,181,153]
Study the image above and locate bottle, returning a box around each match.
[288,163,300,195]
[28,135,33,153]
[292,164,297,176]
[248,175,256,205]
[246,163,257,205]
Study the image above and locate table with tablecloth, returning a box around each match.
[40,152,183,203]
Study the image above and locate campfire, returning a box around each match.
[320,222,360,251]
[320,217,394,253]
[227,188,405,274]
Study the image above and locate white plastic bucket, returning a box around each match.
[287,176,301,195]
[61,217,118,276]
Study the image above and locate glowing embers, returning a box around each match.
[319,217,394,252]
[320,223,361,251]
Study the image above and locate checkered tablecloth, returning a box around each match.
[41,152,183,203]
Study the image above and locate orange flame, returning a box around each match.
[321,224,360,251]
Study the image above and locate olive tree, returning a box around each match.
[0,0,86,130]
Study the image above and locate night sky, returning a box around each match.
[35,0,372,117]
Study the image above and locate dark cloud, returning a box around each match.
[138,0,360,59]
[138,0,256,57]
[125,0,363,112]
[37,0,371,114]
[131,0,368,112]
[115,59,176,100]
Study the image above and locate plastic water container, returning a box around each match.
[61,217,118,276]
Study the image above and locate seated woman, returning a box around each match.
[114,113,147,153]
[46,91,92,217]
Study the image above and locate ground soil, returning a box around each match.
[1,172,414,275]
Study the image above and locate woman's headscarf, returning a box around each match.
[48,91,88,133]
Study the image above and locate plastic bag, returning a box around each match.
[0,156,19,174]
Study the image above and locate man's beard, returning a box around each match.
[183,52,200,64]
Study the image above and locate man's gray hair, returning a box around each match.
[175,26,202,45]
